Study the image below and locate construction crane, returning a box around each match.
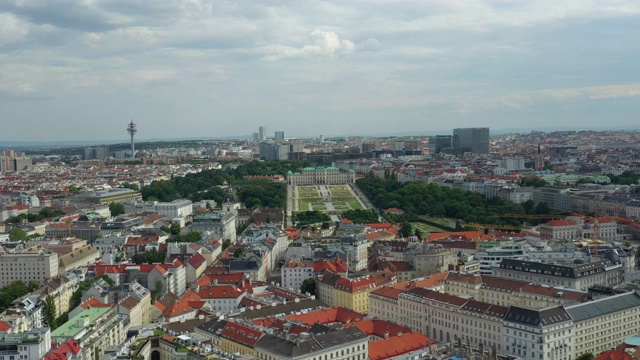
[589,220,601,256]
[497,214,567,219]
[463,223,523,232]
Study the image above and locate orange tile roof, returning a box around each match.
[371,272,448,300]
[427,231,486,242]
[162,289,202,318]
[368,332,434,360]
[81,297,112,309]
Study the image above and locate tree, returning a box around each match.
[109,202,125,217]
[9,228,28,242]
[145,249,167,263]
[132,253,146,264]
[234,247,243,257]
[185,231,202,243]
[169,224,181,236]
[222,239,232,250]
[575,353,594,360]
[400,222,413,238]
[43,295,57,329]
[28,280,40,292]
[122,182,140,191]
[154,280,163,301]
[300,278,317,296]
[67,184,80,193]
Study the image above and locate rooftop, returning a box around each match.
[51,307,111,338]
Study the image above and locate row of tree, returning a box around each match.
[294,210,330,226]
[4,207,66,224]
[356,174,560,226]
[341,209,378,223]
[140,162,292,208]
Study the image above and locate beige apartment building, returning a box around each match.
[566,291,640,357]
[397,287,508,353]
[0,247,58,287]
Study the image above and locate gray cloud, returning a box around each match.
[1,0,640,141]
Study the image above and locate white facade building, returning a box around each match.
[503,306,573,360]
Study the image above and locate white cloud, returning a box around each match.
[1,1,640,140]
[263,29,354,61]
[0,12,29,46]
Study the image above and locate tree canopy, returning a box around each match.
[294,211,329,226]
[356,174,561,226]
[300,278,317,296]
[0,280,39,313]
[109,202,125,217]
[607,170,640,185]
[139,161,293,208]
[341,209,378,223]
[9,228,28,242]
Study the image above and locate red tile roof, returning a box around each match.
[0,321,11,332]
[220,322,263,347]
[594,349,633,360]
[195,272,245,287]
[187,252,207,269]
[543,220,577,227]
[198,285,244,299]
[44,339,82,360]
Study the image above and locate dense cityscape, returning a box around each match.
[0,125,640,360]
[3,1,640,359]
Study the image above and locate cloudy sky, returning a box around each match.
[1,0,640,142]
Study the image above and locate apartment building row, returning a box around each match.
[370,272,640,360]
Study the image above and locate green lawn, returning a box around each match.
[298,198,313,210]
[412,222,445,233]
[333,197,363,210]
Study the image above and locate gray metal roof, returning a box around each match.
[505,306,572,327]
[566,291,640,322]
[255,326,366,357]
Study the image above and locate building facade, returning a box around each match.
[0,248,59,287]
[287,167,356,185]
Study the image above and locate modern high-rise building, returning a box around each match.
[452,127,490,154]
[258,126,266,141]
[259,142,290,161]
[84,147,108,160]
[433,135,453,154]
[274,131,284,140]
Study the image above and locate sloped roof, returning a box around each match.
[284,307,365,325]
[220,321,264,347]
[255,326,366,357]
[566,291,640,322]
[368,332,433,360]
[505,305,571,327]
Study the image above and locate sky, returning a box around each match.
[1,0,640,142]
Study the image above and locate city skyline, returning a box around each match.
[1,1,640,142]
